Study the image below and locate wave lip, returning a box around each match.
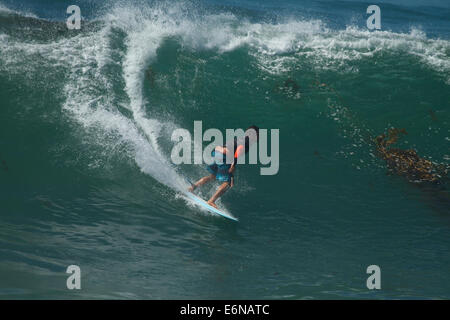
[0,3,38,18]
[103,3,450,79]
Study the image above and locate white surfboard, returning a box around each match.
[183,191,238,222]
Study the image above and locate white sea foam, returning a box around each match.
[101,6,449,79]
[0,10,188,192]
[0,3,12,14]
[59,24,188,191]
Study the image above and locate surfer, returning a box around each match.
[188,125,259,208]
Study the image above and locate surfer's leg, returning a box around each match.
[188,174,215,192]
[207,182,230,208]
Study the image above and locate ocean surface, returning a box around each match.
[0,0,449,299]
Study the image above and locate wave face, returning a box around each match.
[0,0,449,299]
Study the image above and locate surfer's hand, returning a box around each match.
[230,177,234,188]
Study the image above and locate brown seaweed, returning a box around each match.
[374,128,448,183]
[146,66,156,87]
[273,78,301,100]
[428,108,438,121]
[0,158,8,172]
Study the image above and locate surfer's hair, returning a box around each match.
[244,125,259,153]
[246,125,259,140]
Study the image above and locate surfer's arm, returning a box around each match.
[229,144,244,175]
[227,144,244,188]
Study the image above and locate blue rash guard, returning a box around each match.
[206,130,258,183]
[206,137,243,183]
[206,149,233,182]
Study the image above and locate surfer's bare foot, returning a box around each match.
[207,201,217,209]
[188,185,195,192]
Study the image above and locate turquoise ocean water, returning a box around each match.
[0,0,449,299]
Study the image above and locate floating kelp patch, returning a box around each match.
[313,150,324,159]
[0,157,8,172]
[273,78,301,100]
[428,108,438,122]
[374,128,448,183]
[146,66,156,88]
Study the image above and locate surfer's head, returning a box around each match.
[246,125,259,139]
[244,125,259,152]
